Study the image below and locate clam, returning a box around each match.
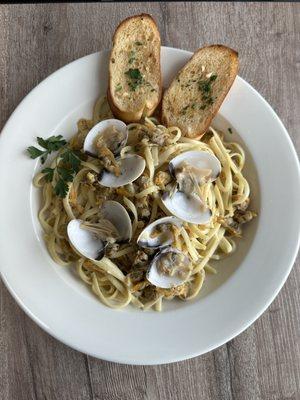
[162,191,212,225]
[147,247,192,289]
[83,118,145,188]
[137,216,182,249]
[83,119,128,157]
[98,154,146,188]
[169,150,221,183]
[67,200,132,261]
[162,150,221,224]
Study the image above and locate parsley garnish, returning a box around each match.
[57,166,74,182]
[128,50,136,64]
[125,68,144,91]
[60,149,81,173]
[198,74,217,108]
[28,135,82,198]
[27,146,45,159]
[54,178,69,198]
[27,135,66,164]
[228,127,233,134]
[134,41,143,46]
[115,83,122,92]
[126,68,142,80]
[41,167,54,182]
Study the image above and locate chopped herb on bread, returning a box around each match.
[162,45,239,138]
[107,14,162,123]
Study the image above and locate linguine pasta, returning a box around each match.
[33,96,255,311]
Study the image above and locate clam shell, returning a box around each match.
[169,150,221,181]
[147,247,191,289]
[99,155,145,188]
[67,201,132,261]
[162,191,212,225]
[137,216,182,249]
[67,219,105,260]
[83,119,128,156]
[162,150,220,224]
[102,200,132,241]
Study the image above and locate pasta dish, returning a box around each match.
[31,97,256,311]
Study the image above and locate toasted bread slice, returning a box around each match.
[162,45,239,138]
[107,14,162,123]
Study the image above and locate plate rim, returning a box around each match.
[0,46,300,365]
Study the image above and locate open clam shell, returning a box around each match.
[162,191,212,225]
[147,247,191,289]
[83,119,128,157]
[98,154,146,188]
[67,219,105,261]
[67,201,132,261]
[102,200,132,242]
[162,150,220,224]
[169,150,221,182]
[137,216,182,249]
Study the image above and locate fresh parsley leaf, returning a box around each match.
[37,135,66,152]
[54,178,69,198]
[57,167,74,182]
[37,137,49,150]
[72,149,86,161]
[210,74,217,82]
[47,136,66,151]
[61,149,81,172]
[27,146,45,159]
[28,135,83,199]
[28,135,66,164]
[41,167,54,182]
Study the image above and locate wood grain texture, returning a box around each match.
[0,2,299,400]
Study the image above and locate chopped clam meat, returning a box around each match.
[156,251,191,280]
[154,171,172,189]
[94,125,124,154]
[140,127,170,146]
[150,223,173,238]
[133,250,148,266]
[80,219,119,243]
[97,146,121,176]
[175,161,212,195]
[136,174,150,189]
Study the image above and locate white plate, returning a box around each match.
[0,47,299,365]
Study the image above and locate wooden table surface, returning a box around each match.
[0,2,299,399]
